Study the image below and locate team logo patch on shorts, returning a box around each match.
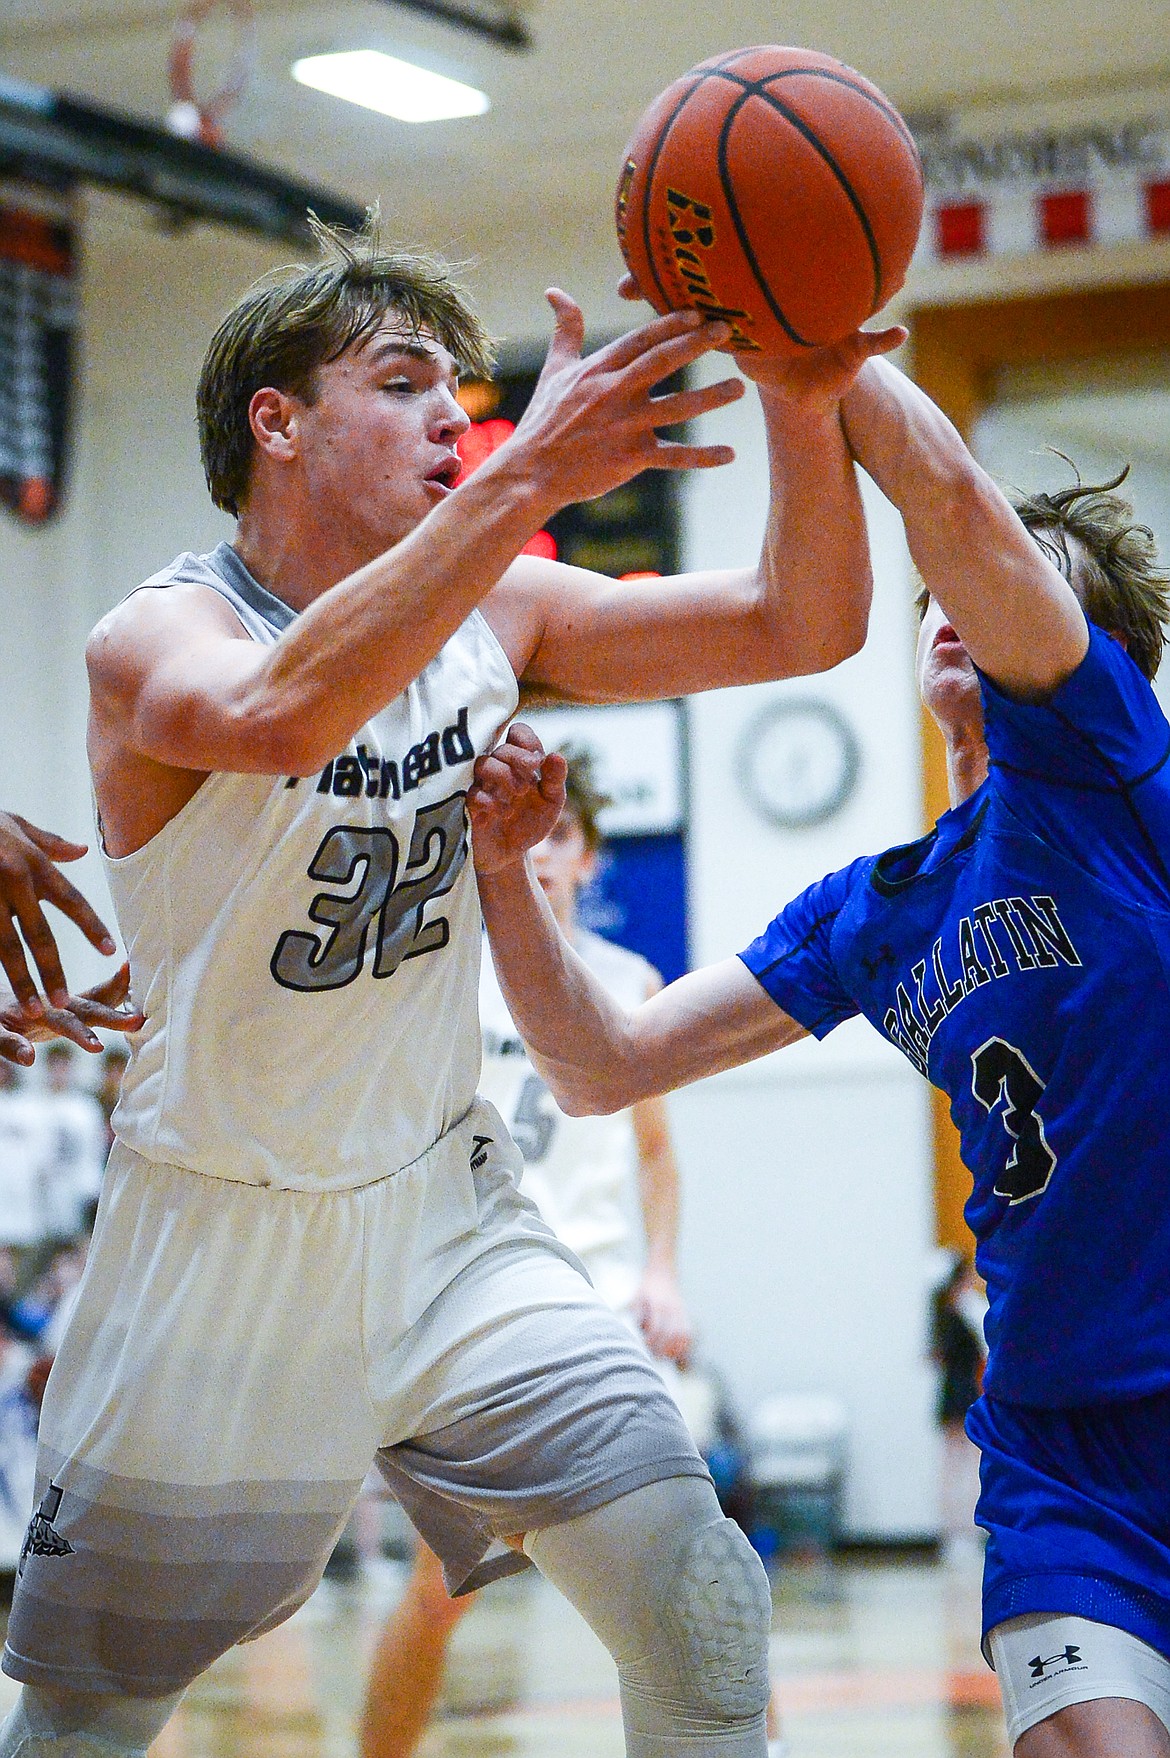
[18,1482,74,1575]
[1028,1643,1085,1682]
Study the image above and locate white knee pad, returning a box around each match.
[625,1513,773,1723]
[0,1686,183,1758]
[525,1475,771,1754]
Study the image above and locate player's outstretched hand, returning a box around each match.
[631,1266,694,1367]
[737,324,908,408]
[468,725,568,876]
[0,811,118,1013]
[616,269,906,407]
[506,291,745,506]
[0,963,144,1066]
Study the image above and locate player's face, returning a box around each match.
[290,317,470,557]
[915,594,986,741]
[530,808,597,926]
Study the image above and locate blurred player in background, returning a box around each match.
[361,748,692,1758]
[467,355,1170,1758]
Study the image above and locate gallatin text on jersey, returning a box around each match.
[882,893,1082,1075]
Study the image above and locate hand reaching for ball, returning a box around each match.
[468,725,567,876]
[618,267,906,406]
[736,321,907,404]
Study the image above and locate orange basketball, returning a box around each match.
[615,46,923,356]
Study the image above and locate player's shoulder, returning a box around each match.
[87,556,249,686]
[983,623,1170,787]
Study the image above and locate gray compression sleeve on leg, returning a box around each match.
[524,1475,771,1758]
[0,1686,184,1758]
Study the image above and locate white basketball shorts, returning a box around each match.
[3,1099,707,1698]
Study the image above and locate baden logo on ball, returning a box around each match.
[616,46,924,355]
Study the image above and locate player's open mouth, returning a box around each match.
[425,458,463,494]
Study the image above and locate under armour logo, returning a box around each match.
[18,1482,74,1576]
[1028,1645,1082,1679]
[470,1134,492,1171]
[861,944,896,980]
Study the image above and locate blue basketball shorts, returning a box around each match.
[969,1387,1170,1663]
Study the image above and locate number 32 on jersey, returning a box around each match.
[270,794,466,992]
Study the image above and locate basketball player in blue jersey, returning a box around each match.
[468,357,1170,1758]
[0,217,900,1758]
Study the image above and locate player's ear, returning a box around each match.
[248,387,300,463]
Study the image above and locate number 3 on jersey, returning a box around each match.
[970,1036,1056,1205]
[271,794,467,992]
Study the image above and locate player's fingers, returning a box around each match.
[537,751,567,800]
[537,290,586,378]
[68,997,145,1035]
[473,750,539,800]
[0,1027,34,1066]
[490,735,545,783]
[597,306,712,375]
[616,318,733,390]
[648,440,737,471]
[617,271,644,302]
[39,867,117,955]
[857,324,908,359]
[649,376,746,426]
[13,893,72,1006]
[0,915,43,1015]
[500,721,545,757]
[77,963,133,1009]
[12,817,89,862]
[33,1003,103,1053]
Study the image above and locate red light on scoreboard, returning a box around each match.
[456,416,514,477]
[456,418,557,560]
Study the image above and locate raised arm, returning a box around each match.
[469,727,806,1114]
[88,301,741,783]
[489,327,908,704]
[842,357,1088,699]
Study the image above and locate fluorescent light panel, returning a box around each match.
[292,50,489,123]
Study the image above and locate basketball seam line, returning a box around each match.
[716,91,812,348]
[716,83,883,330]
[698,64,922,172]
[637,78,703,315]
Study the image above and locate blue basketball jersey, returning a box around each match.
[741,628,1170,1407]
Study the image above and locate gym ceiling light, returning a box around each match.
[291,51,489,123]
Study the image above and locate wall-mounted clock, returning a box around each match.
[737,698,861,829]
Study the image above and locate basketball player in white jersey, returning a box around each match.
[362,751,691,1758]
[0,810,141,1066]
[1,218,901,1758]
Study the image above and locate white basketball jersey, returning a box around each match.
[478,929,656,1308]
[105,543,518,1190]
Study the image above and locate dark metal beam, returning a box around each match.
[0,72,366,244]
[377,1,532,51]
